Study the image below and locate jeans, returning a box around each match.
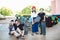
[41,21,46,35]
[9,26,14,33]
[24,25,28,35]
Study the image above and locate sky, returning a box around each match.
[0,0,51,14]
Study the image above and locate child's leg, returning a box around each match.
[10,31,14,34]
[9,28,11,33]
[17,28,24,37]
[17,28,24,36]
[21,30,24,36]
[9,26,13,33]
[17,28,21,35]
[13,31,20,37]
[24,25,28,35]
[9,28,12,34]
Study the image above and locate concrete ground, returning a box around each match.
[0,18,60,40]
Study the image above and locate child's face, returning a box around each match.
[15,21,19,24]
[32,8,36,11]
[40,9,43,12]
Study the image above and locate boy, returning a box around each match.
[9,20,14,35]
[13,20,24,38]
[38,8,46,35]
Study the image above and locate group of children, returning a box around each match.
[8,6,46,39]
[31,6,46,35]
[9,20,24,38]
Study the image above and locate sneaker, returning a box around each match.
[9,32,14,35]
[31,33,34,36]
[35,32,39,35]
[40,33,42,35]
[21,36,24,39]
[16,36,19,39]
[19,35,22,38]
[11,33,14,35]
[9,33,11,35]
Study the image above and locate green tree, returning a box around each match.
[18,6,32,16]
[0,7,13,16]
[21,6,31,14]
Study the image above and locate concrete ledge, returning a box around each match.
[0,18,6,20]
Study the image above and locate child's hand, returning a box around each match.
[32,21,34,24]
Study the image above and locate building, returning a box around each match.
[51,0,60,15]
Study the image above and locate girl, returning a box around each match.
[31,6,39,35]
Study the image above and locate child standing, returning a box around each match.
[31,6,39,35]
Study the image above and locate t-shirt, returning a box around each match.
[38,12,45,21]
[13,23,17,30]
[13,23,24,30]
[31,12,38,19]
[9,22,14,27]
[17,24,24,30]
